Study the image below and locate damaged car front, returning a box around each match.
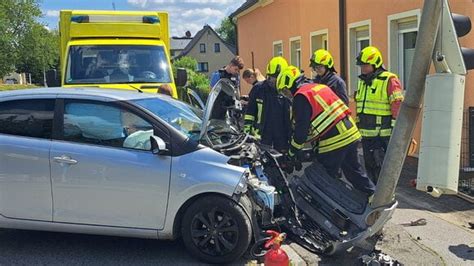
[131,80,276,264]
[194,79,399,258]
[197,78,278,229]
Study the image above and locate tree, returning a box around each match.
[16,24,60,85]
[172,56,210,101]
[173,56,198,72]
[216,17,236,46]
[0,0,42,78]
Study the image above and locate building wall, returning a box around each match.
[235,0,474,158]
[237,0,340,94]
[185,28,235,77]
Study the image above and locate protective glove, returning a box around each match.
[251,128,261,140]
[281,154,302,174]
[243,124,252,134]
[294,159,303,172]
[391,119,396,128]
[279,154,294,174]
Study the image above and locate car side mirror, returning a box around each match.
[175,68,187,87]
[150,135,168,155]
[46,69,60,87]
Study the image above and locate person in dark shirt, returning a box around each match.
[243,57,291,152]
[210,56,244,88]
[241,68,265,114]
[242,68,265,86]
[310,49,349,105]
[209,56,245,120]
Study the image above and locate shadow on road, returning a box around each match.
[448,244,474,261]
[394,157,474,216]
[0,229,214,265]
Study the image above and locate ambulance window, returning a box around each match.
[65,45,172,85]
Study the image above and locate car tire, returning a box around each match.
[181,195,252,264]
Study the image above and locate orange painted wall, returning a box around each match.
[237,0,340,94]
[236,0,474,161]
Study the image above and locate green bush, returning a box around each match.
[173,56,197,72]
[172,56,210,102]
[188,71,210,101]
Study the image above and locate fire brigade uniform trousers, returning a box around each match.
[362,136,390,183]
[315,120,376,196]
[290,84,375,196]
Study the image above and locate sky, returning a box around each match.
[38,0,246,37]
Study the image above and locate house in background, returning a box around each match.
[176,25,236,77]
[230,0,474,154]
[170,35,193,59]
[2,72,28,84]
[230,0,474,196]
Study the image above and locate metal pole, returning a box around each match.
[371,0,443,208]
[338,0,347,81]
[43,67,47,87]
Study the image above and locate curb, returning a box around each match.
[282,244,308,266]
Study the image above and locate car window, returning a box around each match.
[63,101,154,151]
[0,99,54,139]
[132,98,202,141]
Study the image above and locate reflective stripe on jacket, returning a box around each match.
[355,71,403,138]
[290,83,358,155]
[356,71,397,116]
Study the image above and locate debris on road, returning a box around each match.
[401,218,427,227]
[359,251,402,266]
[468,222,474,229]
[410,218,427,226]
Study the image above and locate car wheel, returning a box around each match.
[181,195,252,264]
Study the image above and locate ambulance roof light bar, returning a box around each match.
[71,15,159,24]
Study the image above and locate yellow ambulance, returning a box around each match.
[59,10,182,98]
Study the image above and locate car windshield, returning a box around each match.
[65,45,172,85]
[132,97,203,141]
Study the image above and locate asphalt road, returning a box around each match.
[0,229,214,266]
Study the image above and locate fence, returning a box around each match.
[459,108,474,198]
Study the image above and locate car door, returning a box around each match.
[0,98,55,221]
[50,98,171,229]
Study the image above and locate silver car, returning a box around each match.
[0,87,267,264]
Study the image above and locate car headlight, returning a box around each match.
[234,171,249,195]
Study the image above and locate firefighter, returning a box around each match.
[355,46,404,183]
[310,49,349,105]
[243,56,291,152]
[277,65,375,196]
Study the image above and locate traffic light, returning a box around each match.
[418,0,474,197]
[432,0,474,74]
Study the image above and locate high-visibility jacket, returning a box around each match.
[355,71,404,137]
[289,83,361,155]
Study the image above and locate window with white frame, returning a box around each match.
[348,21,371,96]
[388,10,420,88]
[310,30,328,54]
[290,37,301,69]
[197,62,208,72]
[273,41,283,57]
